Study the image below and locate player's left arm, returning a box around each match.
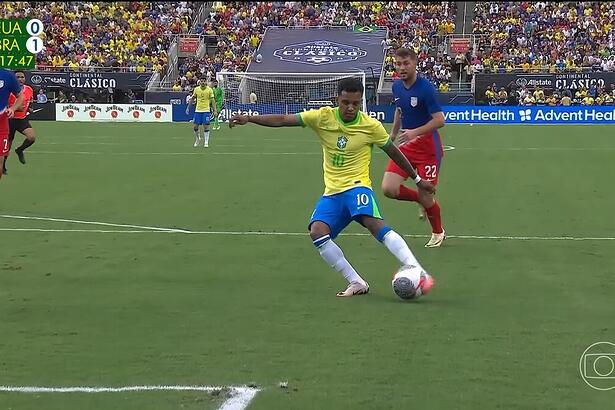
[381,140,435,194]
[229,113,301,128]
[374,123,435,193]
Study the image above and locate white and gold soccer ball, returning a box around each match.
[392,265,434,300]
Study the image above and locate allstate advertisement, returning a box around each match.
[174,104,615,125]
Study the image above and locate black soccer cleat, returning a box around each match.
[15,148,26,164]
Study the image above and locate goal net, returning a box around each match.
[216,72,366,122]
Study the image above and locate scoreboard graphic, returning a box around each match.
[0,18,43,69]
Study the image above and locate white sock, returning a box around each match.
[314,235,366,285]
[194,129,200,143]
[204,130,210,145]
[382,230,421,268]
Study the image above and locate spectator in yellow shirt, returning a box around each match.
[533,87,545,103]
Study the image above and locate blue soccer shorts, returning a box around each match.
[193,112,211,125]
[308,186,384,239]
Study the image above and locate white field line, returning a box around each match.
[0,228,153,233]
[0,214,190,233]
[0,228,613,242]
[1,214,613,241]
[0,385,260,410]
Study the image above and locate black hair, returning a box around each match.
[337,77,364,95]
[14,70,25,75]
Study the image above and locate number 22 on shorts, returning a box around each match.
[425,165,437,178]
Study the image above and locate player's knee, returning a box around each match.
[193,125,199,132]
[381,182,399,199]
[419,194,435,208]
[309,222,330,242]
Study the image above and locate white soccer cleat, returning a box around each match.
[336,281,369,297]
[194,139,201,148]
[203,142,209,148]
[425,230,446,248]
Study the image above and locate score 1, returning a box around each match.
[25,19,44,55]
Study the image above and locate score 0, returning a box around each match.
[25,18,43,55]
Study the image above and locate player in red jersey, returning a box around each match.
[381,48,447,248]
[4,70,36,174]
[0,68,24,180]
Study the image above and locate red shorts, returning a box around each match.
[0,114,9,157]
[385,142,442,186]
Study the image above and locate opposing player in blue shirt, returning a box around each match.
[0,69,24,180]
[381,48,447,247]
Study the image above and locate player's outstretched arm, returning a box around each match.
[381,141,436,194]
[229,113,301,128]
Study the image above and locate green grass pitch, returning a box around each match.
[1,121,613,409]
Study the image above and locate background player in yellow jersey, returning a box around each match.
[230,78,435,297]
[186,79,216,147]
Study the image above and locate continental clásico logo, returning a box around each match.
[273,40,367,65]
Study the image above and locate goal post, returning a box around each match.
[216,72,366,121]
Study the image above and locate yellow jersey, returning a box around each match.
[297,107,390,196]
[192,86,213,112]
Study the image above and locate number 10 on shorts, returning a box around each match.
[356,193,369,206]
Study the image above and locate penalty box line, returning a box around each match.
[0,385,260,410]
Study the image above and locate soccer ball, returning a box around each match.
[392,265,433,300]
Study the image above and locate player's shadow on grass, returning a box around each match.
[366,291,456,306]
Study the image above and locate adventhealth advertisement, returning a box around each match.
[441,106,615,124]
[173,104,615,124]
[56,104,172,122]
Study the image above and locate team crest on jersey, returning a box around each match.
[337,135,348,149]
[410,96,418,107]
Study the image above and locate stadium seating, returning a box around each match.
[472,1,615,73]
[1,1,199,73]
[178,2,456,91]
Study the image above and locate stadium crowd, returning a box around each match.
[1,1,199,73]
[177,1,456,92]
[485,83,615,106]
[2,0,613,107]
[471,1,615,73]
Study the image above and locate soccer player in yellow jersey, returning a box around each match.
[230,78,436,297]
[186,79,216,148]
